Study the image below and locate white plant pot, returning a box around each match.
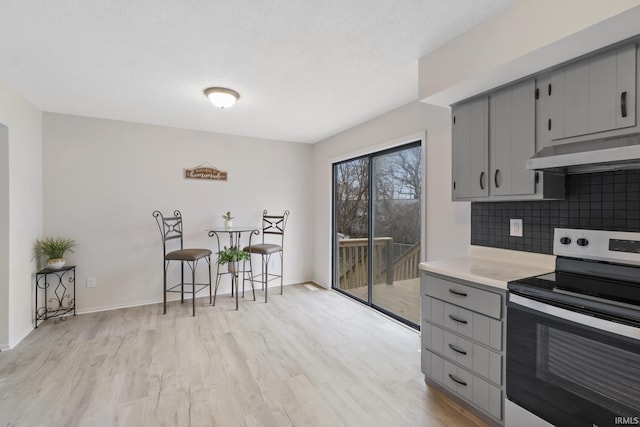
[225,220,232,230]
[227,262,238,273]
[47,258,66,270]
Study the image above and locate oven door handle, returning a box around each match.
[509,294,640,340]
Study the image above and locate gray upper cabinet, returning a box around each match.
[452,80,564,202]
[452,97,489,200]
[550,43,637,142]
[490,80,536,196]
[535,73,553,150]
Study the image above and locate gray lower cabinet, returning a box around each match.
[421,272,505,424]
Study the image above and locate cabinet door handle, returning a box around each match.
[548,118,552,131]
[448,373,468,387]
[479,172,485,190]
[449,289,467,297]
[494,169,500,188]
[448,344,468,355]
[453,181,456,190]
[621,91,628,118]
[448,314,468,325]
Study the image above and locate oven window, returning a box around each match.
[536,325,640,413]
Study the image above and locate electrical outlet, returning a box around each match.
[510,219,523,237]
[86,277,96,288]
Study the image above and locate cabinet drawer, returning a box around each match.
[425,325,502,385]
[424,275,502,319]
[426,350,502,421]
[443,303,473,337]
[444,359,474,402]
[424,296,502,351]
[444,330,473,371]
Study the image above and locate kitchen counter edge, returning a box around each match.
[419,247,556,290]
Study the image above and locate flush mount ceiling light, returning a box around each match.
[204,87,239,109]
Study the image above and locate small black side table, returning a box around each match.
[35,265,76,328]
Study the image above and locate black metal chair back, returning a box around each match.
[261,210,289,245]
[154,210,184,255]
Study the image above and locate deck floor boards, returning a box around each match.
[341,278,421,325]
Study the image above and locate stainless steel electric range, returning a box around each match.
[506,228,640,427]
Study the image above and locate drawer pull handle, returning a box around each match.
[448,373,467,387]
[448,344,467,355]
[448,314,468,325]
[449,289,467,297]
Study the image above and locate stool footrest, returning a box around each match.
[166,283,211,294]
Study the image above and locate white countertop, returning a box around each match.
[419,246,556,290]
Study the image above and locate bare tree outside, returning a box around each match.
[335,158,369,238]
[335,148,421,242]
[374,147,421,256]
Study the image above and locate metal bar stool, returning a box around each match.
[153,210,212,316]
[243,210,289,302]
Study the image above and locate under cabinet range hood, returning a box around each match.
[526,134,640,174]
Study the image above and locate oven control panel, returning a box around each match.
[554,228,640,265]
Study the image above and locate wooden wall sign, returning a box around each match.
[184,163,228,181]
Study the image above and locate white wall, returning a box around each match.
[0,124,8,349]
[419,1,640,106]
[311,101,470,288]
[0,82,43,349]
[42,113,313,313]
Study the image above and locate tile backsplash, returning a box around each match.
[471,170,640,254]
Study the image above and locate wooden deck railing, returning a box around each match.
[337,238,420,290]
[337,238,392,290]
[392,243,420,282]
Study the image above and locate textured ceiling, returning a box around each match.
[0,0,514,143]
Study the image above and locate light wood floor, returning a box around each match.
[0,284,488,427]
[343,278,420,325]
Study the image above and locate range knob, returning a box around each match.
[576,238,589,247]
[560,236,571,245]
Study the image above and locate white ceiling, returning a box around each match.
[0,0,514,143]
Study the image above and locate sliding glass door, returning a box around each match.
[333,142,422,328]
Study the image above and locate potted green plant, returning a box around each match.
[222,211,234,230]
[216,245,249,273]
[33,237,78,270]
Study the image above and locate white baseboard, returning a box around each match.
[75,297,164,315]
